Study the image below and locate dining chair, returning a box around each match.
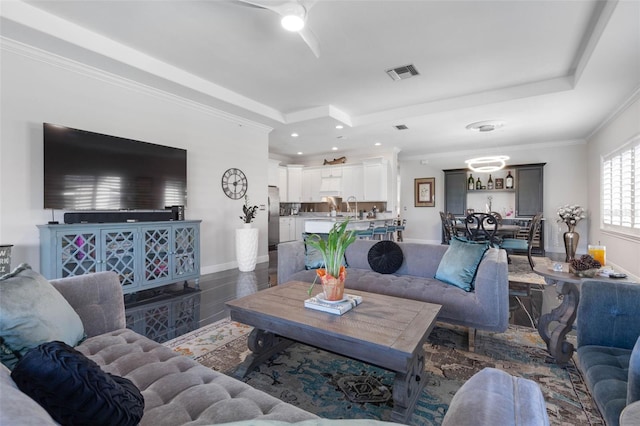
[500,213,543,269]
[463,213,501,247]
[439,211,456,243]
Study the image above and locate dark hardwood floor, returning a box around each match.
[130,248,540,343]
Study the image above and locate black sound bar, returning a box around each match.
[64,211,174,224]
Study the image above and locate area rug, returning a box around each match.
[165,318,604,425]
[508,254,549,286]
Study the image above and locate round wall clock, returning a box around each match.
[221,168,248,200]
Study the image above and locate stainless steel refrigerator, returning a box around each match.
[268,186,280,249]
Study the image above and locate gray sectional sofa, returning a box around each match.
[0,268,553,425]
[278,239,510,338]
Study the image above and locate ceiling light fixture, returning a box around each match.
[465,120,505,132]
[332,147,338,151]
[280,3,306,32]
[374,142,381,146]
[335,125,343,129]
[291,132,299,137]
[465,156,510,173]
[297,152,303,155]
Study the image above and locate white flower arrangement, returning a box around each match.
[557,204,586,229]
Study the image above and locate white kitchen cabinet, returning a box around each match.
[279,217,293,242]
[302,168,322,202]
[363,158,388,201]
[279,167,288,202]
[341,165,364,201]
[295,217,306,240]
[320,166,343,193]
[287,165,304,202]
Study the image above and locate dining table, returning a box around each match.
[454,222,521,239]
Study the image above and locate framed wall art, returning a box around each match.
[414,177,435,207]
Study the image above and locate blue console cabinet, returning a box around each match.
[38,220,201,294]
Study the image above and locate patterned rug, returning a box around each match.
[165,318,603,425]
[508,254,549,286]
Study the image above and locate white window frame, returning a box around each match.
[601,133,640,238]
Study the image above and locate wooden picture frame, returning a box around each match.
[414,177,435,207]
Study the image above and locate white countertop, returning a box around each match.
[304,217,387,233]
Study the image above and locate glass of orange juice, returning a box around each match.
[588,244,606,266]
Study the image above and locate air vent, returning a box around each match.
[386,64,420,81]
[395,124,409,130]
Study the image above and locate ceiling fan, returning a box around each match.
[236,0,320,58]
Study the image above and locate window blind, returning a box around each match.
[602,134,640,231]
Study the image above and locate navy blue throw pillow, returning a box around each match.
[367,241,404,274]
[11,341,144,426]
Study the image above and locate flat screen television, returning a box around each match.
[44,123,187,210]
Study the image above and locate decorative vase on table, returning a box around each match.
[236,223,259,272]
[563,224,579,263]
[317,266,346,301]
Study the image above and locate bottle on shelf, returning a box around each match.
[505,171,514,189]
[475,177,482,190]
[468,174,475,190]
[487,174,494,190]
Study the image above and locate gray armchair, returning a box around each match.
[576,280,640,426]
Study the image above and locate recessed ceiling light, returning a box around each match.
[466,120,505,132]
[291,133,299,137]
[335,125,344,129]
[332,147,338,151]
[374,142,381,146]
[297,152,303,155]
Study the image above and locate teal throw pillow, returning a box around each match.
[435,237,489,291]
[0,264,85,369]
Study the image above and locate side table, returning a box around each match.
[533,264,634,365]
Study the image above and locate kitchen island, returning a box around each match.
[304,217,388,234]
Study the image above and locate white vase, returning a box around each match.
[236,226,259,272]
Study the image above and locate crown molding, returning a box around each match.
[1,37,273,134]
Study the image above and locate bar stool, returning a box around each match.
[372,222,388,240]
[396,219,406,242]
[385,220,397,241]
[356,222,375,239]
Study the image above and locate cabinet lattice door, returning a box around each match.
[143,227,171,285]
[58,232,98,277]
[103,229,137,290]
[174,225,197,277]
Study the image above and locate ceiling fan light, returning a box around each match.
[280,4,305,32]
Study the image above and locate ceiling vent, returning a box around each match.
[386,64,419,81]
[395,124,409,130]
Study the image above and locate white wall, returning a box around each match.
[399,141,589,256]
[0,41,271,275]
[586,94,640,278]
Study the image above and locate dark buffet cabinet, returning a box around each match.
[443,163,545,250]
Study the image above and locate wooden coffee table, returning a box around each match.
[226,281,442,423]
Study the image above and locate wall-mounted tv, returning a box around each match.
[44,123,187,211]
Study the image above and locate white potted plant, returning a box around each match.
[236,196,259,272]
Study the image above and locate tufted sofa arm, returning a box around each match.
[50,271,126,338]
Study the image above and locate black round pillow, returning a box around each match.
[10,341,144,426]
[367,241,404,274]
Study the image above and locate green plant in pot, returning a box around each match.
[305,219,357,301]
[240,195,258,224]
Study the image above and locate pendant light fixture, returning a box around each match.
[465,156,510,173]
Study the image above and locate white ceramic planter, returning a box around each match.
[236,226,259,272]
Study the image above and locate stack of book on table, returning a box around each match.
[304,294,363,315]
